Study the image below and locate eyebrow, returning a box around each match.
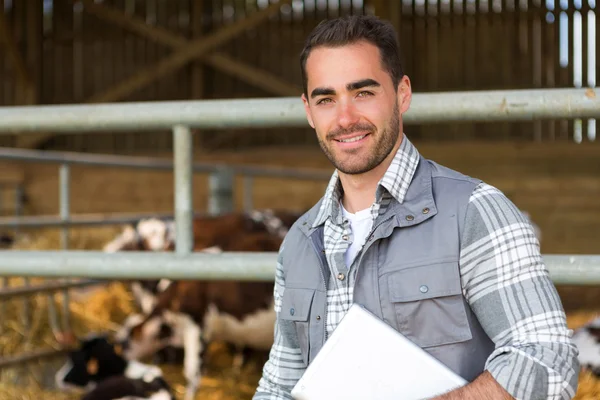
[310,78,381,99]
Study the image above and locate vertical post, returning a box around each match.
[208,166,234,215]
[59,163,70,249]
[59,163,70,332]
[243,176,254,212]
[173,124,194,254]
[14,183,24,236]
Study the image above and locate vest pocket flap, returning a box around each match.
[280,287,316,322]
[388,261,461,303]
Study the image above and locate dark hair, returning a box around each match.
[300,15,404,97]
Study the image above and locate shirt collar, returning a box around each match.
[312,134,420,228]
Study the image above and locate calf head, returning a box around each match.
[248,209,302,239]
[136,218,176,251]
[119,312,182,362]
[103,225,143,252]
[55,334,128,391]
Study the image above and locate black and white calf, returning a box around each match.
[115,313,185,365]
[81,375,174,400]
[122,278,276,400]
[55,334,174,400]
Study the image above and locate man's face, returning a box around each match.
[302,40,411,175]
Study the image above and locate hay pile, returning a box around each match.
[0,226,266,399]
[1,227,600,399]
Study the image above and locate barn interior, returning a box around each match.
[0,0,599,399]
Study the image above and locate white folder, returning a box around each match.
[291,303,468,400]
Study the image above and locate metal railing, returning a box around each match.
[0,87,598,280]
[0,146,331,230]
[0,136,332,371]
[0,87,598,369]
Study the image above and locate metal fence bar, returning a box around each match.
[0,212,186,229]
[0,251,598,285]
[21,277,30,341]
[0,147,331,180]
[14,184,24,234]
[59,164,70,248]
[59,163,72,333]
[173,125,193,254]
[208,167,235,215]
[0,279,102,300]
[0,88,598,133]
[0,348,68,369]
[243,176,254,212]
[0,277,6,334]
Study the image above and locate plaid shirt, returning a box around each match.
[254,136,579,400]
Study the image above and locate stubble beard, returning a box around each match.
[317,104,400,175]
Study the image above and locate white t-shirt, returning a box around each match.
[341,203,374,268]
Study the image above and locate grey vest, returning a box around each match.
[280,156,496,383]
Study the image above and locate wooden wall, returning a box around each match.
[0,0,597,153]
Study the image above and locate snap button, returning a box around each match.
[419,285,429,293]
[342,235,349,241]
[337,273,345,281]
[316,315,321,321]
[406,215,414,221]
[290,307,295,316]
[422,207,430,214]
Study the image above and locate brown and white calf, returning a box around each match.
[119,231,282,400]
[102,209,301,316]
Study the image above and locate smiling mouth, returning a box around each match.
[335,134,370,143]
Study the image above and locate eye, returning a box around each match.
[316,98,333,105]
[357,91,374,98]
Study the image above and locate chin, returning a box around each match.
[334,161,374,175]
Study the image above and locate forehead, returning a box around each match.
[305,41,389,91]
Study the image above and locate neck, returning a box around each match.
[339,136,403,214]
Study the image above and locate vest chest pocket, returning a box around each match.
[387,260,472,348]
[280,287,316,365]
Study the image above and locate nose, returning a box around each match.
[336,100,360,129]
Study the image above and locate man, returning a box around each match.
[254,15,579,400]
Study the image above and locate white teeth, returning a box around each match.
[338,135,366,143]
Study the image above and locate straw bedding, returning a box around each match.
[0,227,598,399]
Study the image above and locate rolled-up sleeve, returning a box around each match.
[459,183,580,400]
[253,241,307,400]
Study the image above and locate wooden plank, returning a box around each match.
[190,0,204,100]
[79,0,299,96]
[85,0,293,103]
[25,0,41,105]
[0,7,34,104]
[0,162,25,184]
[17,0,294,149]
[204,52,301,96]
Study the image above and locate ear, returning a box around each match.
[301,93,315,129]
[87,357,99,375]
[132,324,144,341]
[396,75,412,115]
